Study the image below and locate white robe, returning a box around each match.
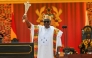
[30,24,63,58]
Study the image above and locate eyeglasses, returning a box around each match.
[43,21,50,23]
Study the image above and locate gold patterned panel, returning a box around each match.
[87,2,92,26]
[36,6,62,27]
[0,4,11,39]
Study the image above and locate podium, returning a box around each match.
[0,43,34,58]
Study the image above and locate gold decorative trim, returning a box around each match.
[36,6,62,27]
[0,0,92,4]
[0,45,32,54]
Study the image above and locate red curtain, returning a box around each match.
[11,4,17,40]
[14,3,86,53]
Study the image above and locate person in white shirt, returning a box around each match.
[23,14,63,58]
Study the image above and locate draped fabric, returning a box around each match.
[11,4,17,40]
[34,25,39,58]
[14,3,86,53]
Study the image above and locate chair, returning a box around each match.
[79,26,92,54]
[82,26,92,40]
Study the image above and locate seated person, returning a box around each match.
[63,47,76,55]
[11,38,18,43]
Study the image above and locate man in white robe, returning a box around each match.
[23,15,63,58]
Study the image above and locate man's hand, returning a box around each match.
[22,15,31,28]
[22,14,28,20]
[22,14,28,22]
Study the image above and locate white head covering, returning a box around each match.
[43,14,53,21]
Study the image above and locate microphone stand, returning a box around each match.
[62,25,67,47]
[62,25,68,57]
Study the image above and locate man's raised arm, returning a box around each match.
[22,15,31,28]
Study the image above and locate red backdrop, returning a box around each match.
[14,2,86,53]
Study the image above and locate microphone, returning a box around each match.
[62,25,67,28]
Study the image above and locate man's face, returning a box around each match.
[43,19,51,28]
